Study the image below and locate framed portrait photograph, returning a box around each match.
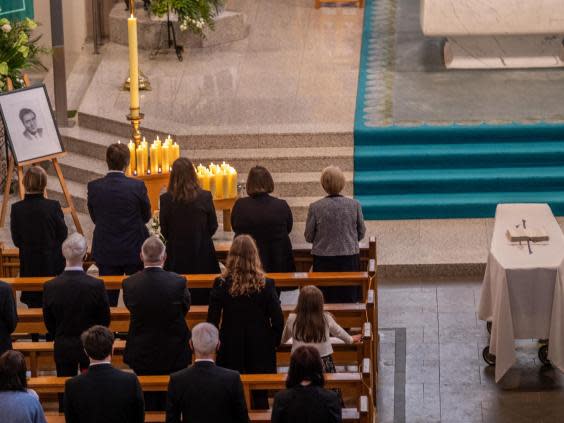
[0,84,64,164]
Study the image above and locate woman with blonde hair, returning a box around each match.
[207,234,284,409]
[305,165,366,303]
[281,286,361,373]
[160,157,220,304]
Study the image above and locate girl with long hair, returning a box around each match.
[281,285,361,373]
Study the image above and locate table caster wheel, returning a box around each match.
[539,344,551,366]
[486,321,492,334]
[482,346,496,366]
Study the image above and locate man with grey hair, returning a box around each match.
[166,323,249,423]
[43,232,110,411]
[123,236,191,411]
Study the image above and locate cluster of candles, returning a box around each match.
[197,162,238,200]
[124,136,181,176]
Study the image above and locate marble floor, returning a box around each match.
[378,277,564,423]
[78,0,363,136]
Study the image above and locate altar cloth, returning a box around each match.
[478,203,564,381]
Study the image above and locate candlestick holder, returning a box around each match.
[127,109,145,146]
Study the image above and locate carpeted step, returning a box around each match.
[357,191,564,220]
[355,141,564,170]
[354,166,564,195]
[354,124,564,146]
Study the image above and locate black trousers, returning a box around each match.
[97,262,143,306]
[56,351,89,412]
[312,254,361,303]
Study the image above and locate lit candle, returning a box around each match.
[128,10,140,118]
[158,167,162,174]
[227,166,238,198]
[215,170,225,200]
[171,142,180,164]
[127,140,136,176]
[150,143,159,174]
[136,146,145,176]
[162,143,170,172]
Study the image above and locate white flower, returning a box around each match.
[1,24,12,33]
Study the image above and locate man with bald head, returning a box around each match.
[123,236,191,410]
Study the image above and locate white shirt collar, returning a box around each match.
[194,359,215,363]
[107,170,125,174]
[64,266,84,272]
[144,265,163,269]
[89,361,111,367]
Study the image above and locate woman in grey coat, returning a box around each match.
[304,166,366,303]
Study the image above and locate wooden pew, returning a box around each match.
[15,322,373,376]
[4,268,375,303]
[32,372,373,423]
[0,237,377,277]
[15,300,373,336]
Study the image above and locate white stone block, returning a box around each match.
[420,0,564,69]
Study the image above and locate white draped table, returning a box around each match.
[478,203,564,382]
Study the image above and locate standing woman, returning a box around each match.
[304,166,366,303]
[231,166,295,272]
[207,235,284,409]
[11,166,68,309]
[160,157,220,304]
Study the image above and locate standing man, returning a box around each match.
[87,143,151,306]
[64,325,145,423]
[123,236,191,411]
[43,233,111,411]
[166,322,249,423]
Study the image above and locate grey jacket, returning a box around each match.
[304,195,366,256]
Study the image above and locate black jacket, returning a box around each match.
[166,361,249,423]
[43,271,111,364]
[0,281,17,354]
[272,385,342,423]
[87,173,151,266]
[123,268,191,374]
[231,194,295,272]
[64,363,144,423]
[207,277,284,374]
[10,193,67,306]
[160,190,220,274]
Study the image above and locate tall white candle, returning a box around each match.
[128,13,140,118]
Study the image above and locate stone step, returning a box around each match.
[109,4,249,50]
[74,114,353,150]
[47,151,353,200]
[53,145,353,184]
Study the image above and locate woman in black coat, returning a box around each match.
[207,235,284,409]
[160,158,220,305]
[231,166,295,273]
[10,166,67,309]
[272,346,342,423]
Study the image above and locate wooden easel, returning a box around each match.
[0,77,83,234]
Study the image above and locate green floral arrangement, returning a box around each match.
[0,18,47,91]
[150,0,224,36]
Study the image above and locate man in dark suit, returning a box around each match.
[87,143,151,306]
[0,281,17,355]
[64,325,144,423]
[123,236,191,410]
[43,233,111,410]
[166,322,249,423]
